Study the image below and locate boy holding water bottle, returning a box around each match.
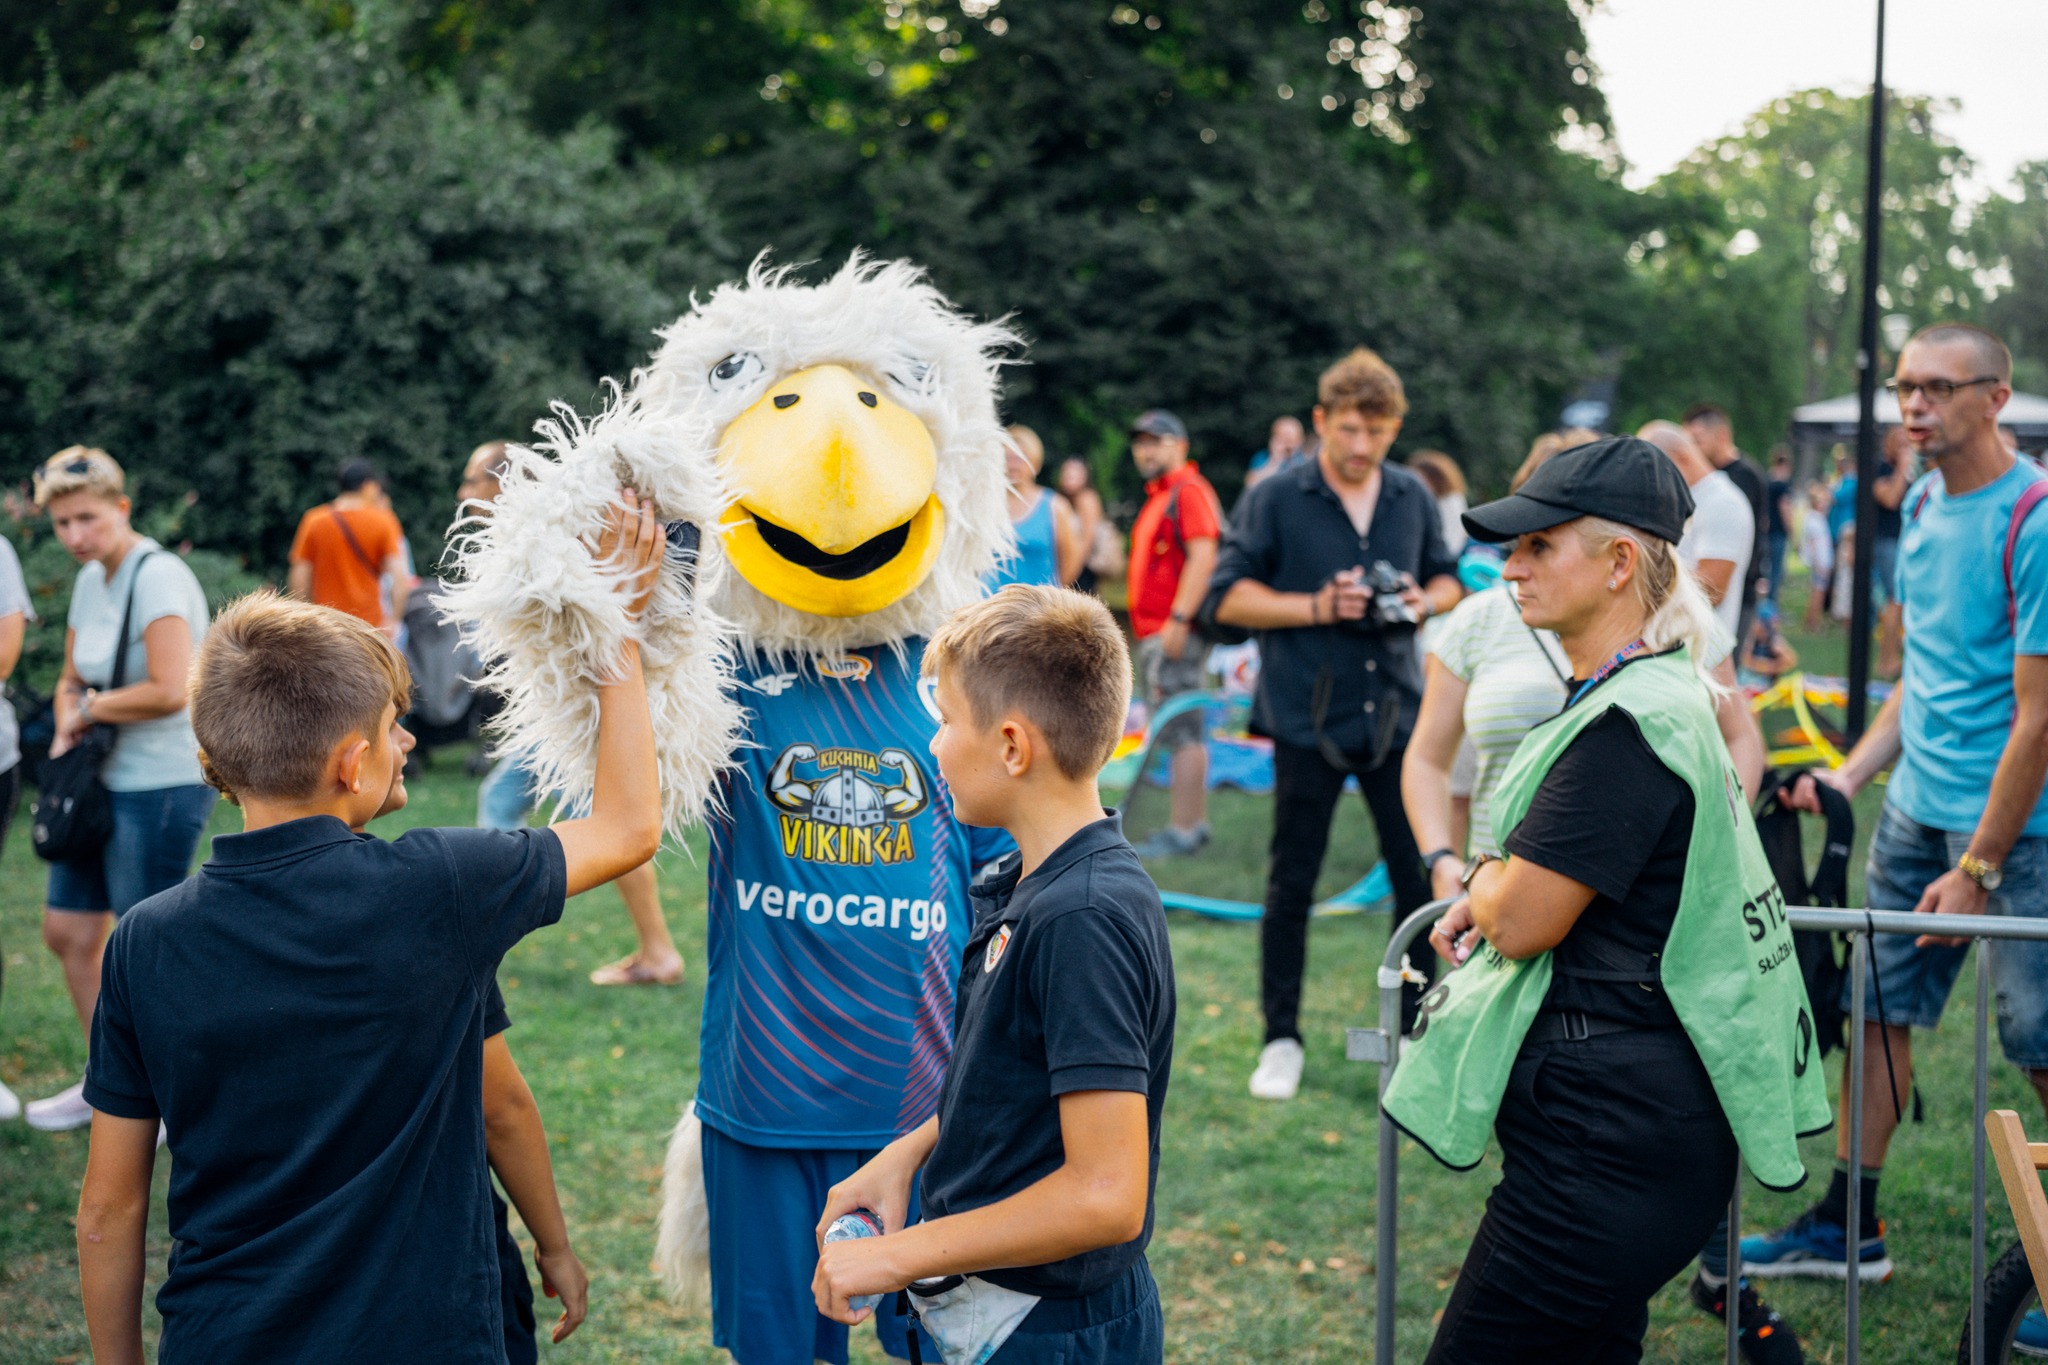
[812,584,1174,1363]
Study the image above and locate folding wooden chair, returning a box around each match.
[1987,1109,2048,1305]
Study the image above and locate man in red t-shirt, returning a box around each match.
[1126,409,1221,858]
[288,461,410,633]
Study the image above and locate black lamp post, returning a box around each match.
[1846,0,1887,742]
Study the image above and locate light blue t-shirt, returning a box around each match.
[67,539,210,792]
[1890,461,2048,838]
[0,539,33,775]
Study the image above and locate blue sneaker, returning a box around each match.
[1740,1209,1893,1282]
[2016,1307,2048,1358]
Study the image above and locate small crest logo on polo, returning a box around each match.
[818,655,874,683]
[983,923,1014,975]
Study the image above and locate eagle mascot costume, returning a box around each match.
[447,255,1020,1365]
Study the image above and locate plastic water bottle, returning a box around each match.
[823,1209,885,1313]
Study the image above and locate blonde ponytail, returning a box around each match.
[1574,517,1729,698]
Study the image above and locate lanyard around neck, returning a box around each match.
[1566,638,1649,709]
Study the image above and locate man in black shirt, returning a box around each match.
[1209,347,1461,1101]
[1685,405,1770,638]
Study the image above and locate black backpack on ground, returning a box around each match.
[1754,767,1856,1058]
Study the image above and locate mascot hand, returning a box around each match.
[439,383,742,840]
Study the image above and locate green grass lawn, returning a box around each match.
[0,575,2029,1363]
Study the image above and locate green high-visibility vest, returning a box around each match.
[1380,651,1832,1191]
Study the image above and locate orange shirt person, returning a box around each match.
[288,461,409,632]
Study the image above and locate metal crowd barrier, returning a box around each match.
[1350,900,2048,1365]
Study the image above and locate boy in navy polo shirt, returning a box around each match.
[812,584,1175,1363]
[75,494,667,1365]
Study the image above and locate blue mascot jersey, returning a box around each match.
[698,643,1013,1150]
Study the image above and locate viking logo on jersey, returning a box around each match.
[769,743,931,865]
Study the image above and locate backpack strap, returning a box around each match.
[1908,480,1934,522]
[2005,479,2048,634]
[328,505,383,578]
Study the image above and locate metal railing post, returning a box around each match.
[1362,901,1453,1365]
[1846,930,1868,1364]
[1973,943,1991,1365]
[1726,1179,1742,1365]
[1375,955,1402,1365]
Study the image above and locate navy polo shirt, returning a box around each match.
[919,815,1175,1298]
[1206,456,1460,753]
[85,815,565,1365]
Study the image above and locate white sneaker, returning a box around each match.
[0,1077,20,1122]
[1249,1038,1305,1101]
[25,1080,92,1132]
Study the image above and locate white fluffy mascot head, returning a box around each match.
[443,254,1018,836]
[653,253,1019,656]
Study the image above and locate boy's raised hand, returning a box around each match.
[535,1246,590,1342]
[591,487,663,622]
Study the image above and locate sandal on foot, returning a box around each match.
[589,954,684,987]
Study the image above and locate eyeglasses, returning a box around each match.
[38,457,94,479]
[1885,376,2001,403]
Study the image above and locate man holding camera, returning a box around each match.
[1209,348,1462,1101]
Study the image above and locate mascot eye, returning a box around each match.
[890,360,938,395]
[708,352,766,393]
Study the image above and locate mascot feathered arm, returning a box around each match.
[440,384,741,837]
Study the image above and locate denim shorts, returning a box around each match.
[46,783,217,915]
[1849,800,2048,1068]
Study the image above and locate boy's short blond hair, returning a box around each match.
[33,446,126,507]
[1318,347,1408,420]
[192,592,413,804]
[924,584,1131,780]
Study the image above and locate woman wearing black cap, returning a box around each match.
[1380,437,1830,1363]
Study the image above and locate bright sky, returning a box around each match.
[1585,0,2048,198]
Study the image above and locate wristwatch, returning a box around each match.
[1959,853,2004,892]
[1169,611,1193,625]
[78,688,97,724]
[1460,853,1499,892]
[1422,848,1458,872]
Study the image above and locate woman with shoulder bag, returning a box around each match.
[25,448,215,1132]
[1381,437,1830,1364]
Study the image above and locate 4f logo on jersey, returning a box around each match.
[769,743,930,865]
[983,924,1014,975]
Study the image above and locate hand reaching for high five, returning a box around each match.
[592,488,663,622]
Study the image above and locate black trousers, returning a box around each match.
[1260,739,1433,1044]
[1425,1030,1739,1365]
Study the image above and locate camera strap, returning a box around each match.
[1310,665,1400,775]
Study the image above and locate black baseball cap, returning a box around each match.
[1462,436,1694,545]
[1130,409,1188,440]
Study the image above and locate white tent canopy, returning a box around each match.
[1790,389,2048,439]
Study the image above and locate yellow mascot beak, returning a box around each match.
[717,364,946,618]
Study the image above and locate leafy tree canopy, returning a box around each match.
[0,0,732,568]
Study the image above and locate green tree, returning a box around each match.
[1618,89,1984,450]
[705,0,1633,499]
[1981,160,2048,393]
[0,0,734,569]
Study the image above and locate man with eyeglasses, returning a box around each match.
[1744,327,2048,1330]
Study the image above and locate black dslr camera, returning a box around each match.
[1366,560,1421,628]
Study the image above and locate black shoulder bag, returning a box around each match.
[33,550,156,862]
